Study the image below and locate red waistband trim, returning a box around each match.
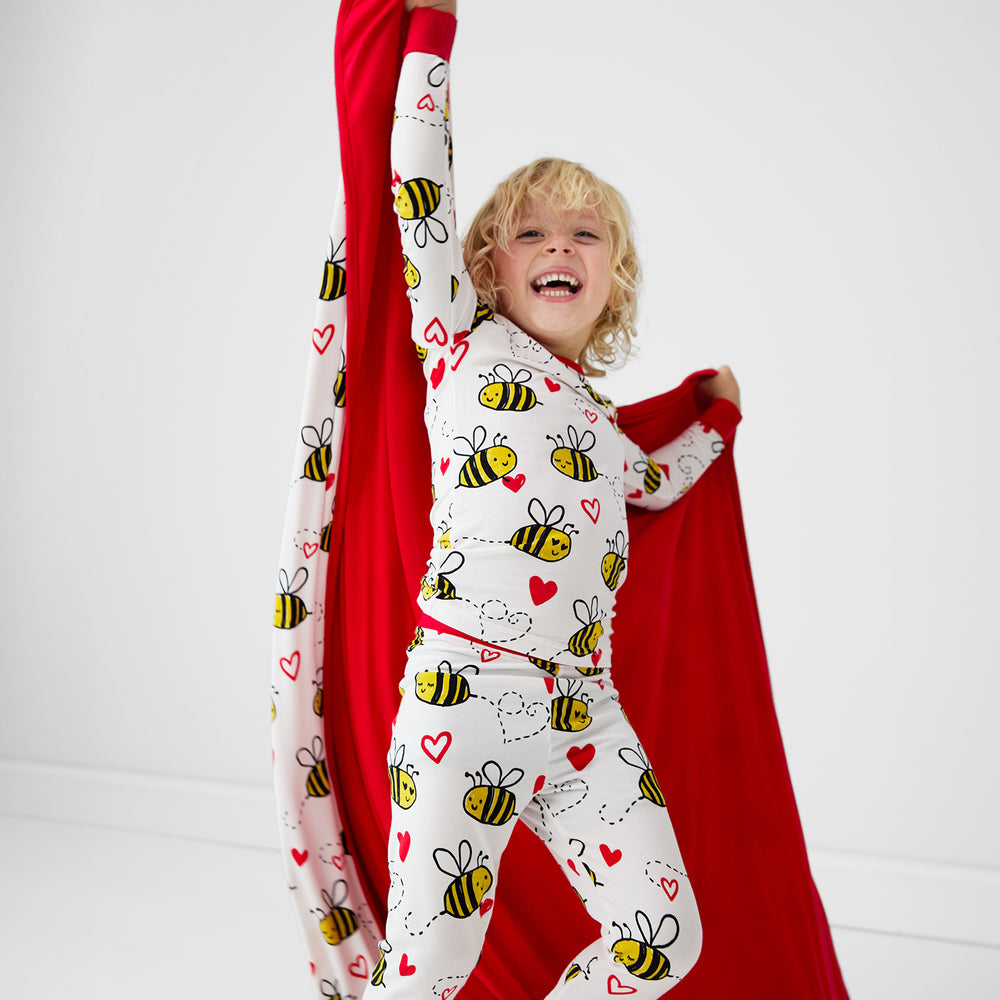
[417,612,531,660]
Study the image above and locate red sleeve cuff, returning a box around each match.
[404,8,457,59]
[701,398,742,442]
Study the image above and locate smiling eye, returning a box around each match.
[517,228,543,239]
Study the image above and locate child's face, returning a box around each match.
[492,199,613,362]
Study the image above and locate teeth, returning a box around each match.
[532,272,580,292]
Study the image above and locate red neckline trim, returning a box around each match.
[555,354,586,377]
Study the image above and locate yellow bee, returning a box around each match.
[478,364,538,412]
[394,177,448,247]
[415,343,428,362]
[612,911,680,981]
[415,658,478,707]
[320,520,333,552]
[633,456,663,494]
[270,697,276,721]
[315,880,359,946]
[402,253,421,289]
[548,426,598,482]
[463,760,524,826]
[301,418,335,482]
[454,426,517,487]
[333,350,346,408]
[550,678,593,732]
[618,745,666,807]
[529,655,560,676]
[407,626,424,651]
[601,530,628,591]
[387,740,418,809]
[510,498,576,562]
[581,381,608,408]
[434,839,493,918]
[371,941,391,988]
[420,550,465,600]
[274,567,309,629]
[451,274,459,300]
[567,597,604,658]
[296,736,330,798]
[438,527,452,549]
[312,667,324,717]
[564,956,596,983]
[471,299,494,331]
[319,236,346,301]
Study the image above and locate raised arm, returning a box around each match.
[392,2,476,374]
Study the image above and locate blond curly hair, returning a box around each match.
[463,158,640,377]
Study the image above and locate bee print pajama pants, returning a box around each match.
[365,631,702,999]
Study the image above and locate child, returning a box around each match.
[365,2,742,997]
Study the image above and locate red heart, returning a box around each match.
[600,843,622,866]
[544,377,561,392]
[450,331,470,370]
[423,317,448,346]
[502,473,526,492]
[533,775,545,793]
[312,324,334,355]
[420,731,452,763]
[349,956,368,978]
[331,854,345,870]
[661,877,679,900]
[480,648,501,662]
[310,962,316,975]
[291,848,308,866]
[566,859,579,875]
[430,357,446,389]
[440,457,450,475]
[529,575,557,604]
[584,409,598,423]
[302,542,319,559]
[479,898,494,916]
[325,473,336,491]
[581,498,600,523]
[391,170,401,187]
[399,954,416,976]
[442,988,459,1000]
[567,744,595,770]
[607,974,638,995]
[279,652,300,681]
[591,649,602,667]
[628,489,642,499]
[398,831,411,862]
[417,93,435,111]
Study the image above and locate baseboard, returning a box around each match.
[1,758,995,949]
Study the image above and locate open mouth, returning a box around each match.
[531,272,581,299]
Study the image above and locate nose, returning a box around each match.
[544,234,574,254]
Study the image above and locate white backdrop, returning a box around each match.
[1,0,997,988]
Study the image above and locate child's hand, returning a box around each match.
[405,0,457,12]
[699,365,741,411]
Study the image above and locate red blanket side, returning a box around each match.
[323,2,849,996]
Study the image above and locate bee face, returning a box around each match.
[402,254,420,288]
[551,447,575,476]
[538,530,571,561]
[484,444,516,476]
[601,551,626,590]
[471,865,493,898]
[420,575,438,600]
[479,384,504,408]
[613,940,641,966]
[415,673,436,700]
[389,766,417,808]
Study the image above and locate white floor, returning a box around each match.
[2,814,999,1000]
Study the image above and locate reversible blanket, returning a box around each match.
[271,1,850,997]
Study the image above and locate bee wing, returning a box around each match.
[512,368,531,384]
[526,496,547,525]
[296,745,318,767]
[589,595,600,620]
[439,550,465,574]
[320,416,335,444]
[494,363,515,382]
[457,838,473,872]
[652,912,681,949]
[501,765,525,788]
[432,845,460,876]
[572,599,590,625]
[578,430,596,452]
[617,747,645,769]
[636,910,655,945]
[471,425,487,451]
[287,566,309,594]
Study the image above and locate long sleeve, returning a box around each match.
[391,10,477,380]
[623,397,742,510]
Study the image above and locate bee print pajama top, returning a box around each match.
[367,9,742,999]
